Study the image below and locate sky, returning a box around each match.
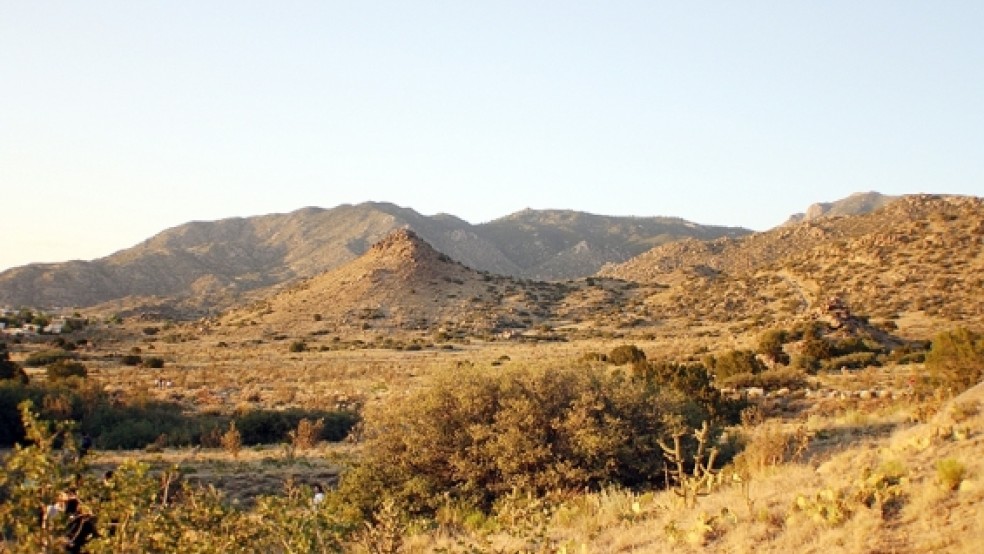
[2,2,982,272]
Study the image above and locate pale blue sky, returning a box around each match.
[2,2,982,271]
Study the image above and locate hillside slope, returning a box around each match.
[600,194,984,338]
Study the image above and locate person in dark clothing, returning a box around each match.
[62,497,96,554]
[78,434,92,460]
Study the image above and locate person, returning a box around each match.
[312,483,325,507]
[43,490,77,531]
[100,470,119,537]
[62,497,96,554]
[78,433,92,461]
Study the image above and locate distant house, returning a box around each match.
[44,320,65,334]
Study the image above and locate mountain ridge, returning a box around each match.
[0,202,748,310]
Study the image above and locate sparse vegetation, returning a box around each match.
[0,195,982,551]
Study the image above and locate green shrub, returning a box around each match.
[235,409,358,445]
[608,344,646,365]
[289,340,307,353]
[936,458,967,491]
[792,354,822,373]
[121,354,142,366]
[704,349,766,380]
[722,368,808,391]
[926,328,984,393]
[822,351,880,371]
[338,365,675,517]
[757,328,790,365]
[143,356,165,369]
[46,360,88,380]
[800,334,833,360]
[0,349,28,384]
[831,337,881,356]
[24,349,73,367]
[641,360,745,424]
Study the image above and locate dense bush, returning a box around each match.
[338,365,679,517]
[831,337,882,356]
[926,327,984,393]
[757,328,791,365]
[46,360,88,380]
[0,346,28,384]
[0,380,358,449]
[143,356,166,368]
[642,360,745,423]
[24,349,73,367]
[289,340,307,353]
[121,354,143,366]
[608,344,647,365]
[704,349,766,380]
[721,368,809,391]
[0,382,85,445]
[234,408,358,445]
[821,351,880,371]
[799,334,834,361]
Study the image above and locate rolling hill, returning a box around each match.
[213,228,640,340]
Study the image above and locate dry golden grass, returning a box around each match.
[10,314,981,553]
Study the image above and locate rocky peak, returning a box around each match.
[366,228,446,266]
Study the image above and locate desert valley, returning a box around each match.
[1,192,982,553]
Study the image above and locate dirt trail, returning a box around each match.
[777,269,818,313]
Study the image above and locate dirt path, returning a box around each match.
[777,269,817,313]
